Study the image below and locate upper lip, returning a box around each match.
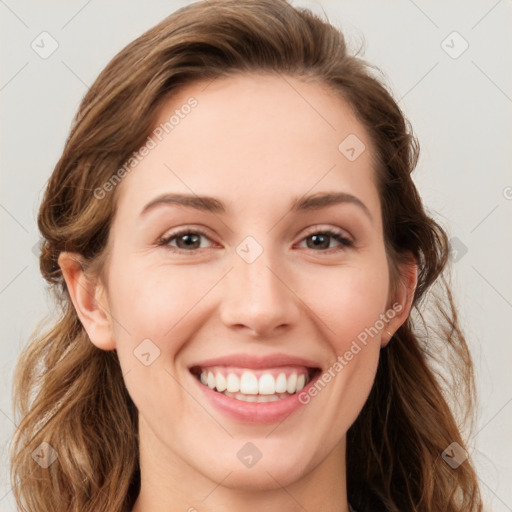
[189,353,322,371]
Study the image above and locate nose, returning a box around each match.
[218,243,301,338]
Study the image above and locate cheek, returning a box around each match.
[104,263,193,428]
[107,262,217,342]
[298,265,388,432]
[309,262,390,350]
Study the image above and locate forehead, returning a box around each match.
[114,72,380,221]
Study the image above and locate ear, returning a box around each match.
[381,255,418,348]
[58,252,116,350]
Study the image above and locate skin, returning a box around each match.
[59,73,417,512]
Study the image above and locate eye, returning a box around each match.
[298,228,353,252]
[157,228,214,253]
[157,226,354,254]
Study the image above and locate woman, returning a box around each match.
[10,1,483,511]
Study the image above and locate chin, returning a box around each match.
[216,461,307,491]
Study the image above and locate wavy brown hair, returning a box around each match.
[10,1,483,511]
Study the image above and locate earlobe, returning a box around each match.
[58,252,116,351]
[381,257,418,348]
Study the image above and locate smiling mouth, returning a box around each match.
[190,366,321,403]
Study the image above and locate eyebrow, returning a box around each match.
[140,191,372,222]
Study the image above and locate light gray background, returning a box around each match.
[1,1,511,510]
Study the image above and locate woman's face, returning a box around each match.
[86,74,408,492]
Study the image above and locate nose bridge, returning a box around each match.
[219,234,299,336]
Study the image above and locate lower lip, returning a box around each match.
[192,372,319,424]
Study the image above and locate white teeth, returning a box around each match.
[207,371,216,389]
[258,374,275,395]
[275,373,287,393]
[215,372,227,392]
[286,373,297,394]
[240,372,259,394]
[226,373,240,393]
[224,391,283,402]
[198,369,311,397]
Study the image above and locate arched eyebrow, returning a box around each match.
[139,191,372,223]
[140,193,224,216]
[290,192,372,222]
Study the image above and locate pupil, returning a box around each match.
[180,234,199,248]
[309,234,328,249]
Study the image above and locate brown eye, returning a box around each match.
[158,229,213,252]
[174,233,202,250]
[300,230,353,252]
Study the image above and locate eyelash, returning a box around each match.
[156,226,354,255]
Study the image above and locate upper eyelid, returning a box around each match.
[159,225,215,242]
[160,224,351,238]
[300,224,352,240]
